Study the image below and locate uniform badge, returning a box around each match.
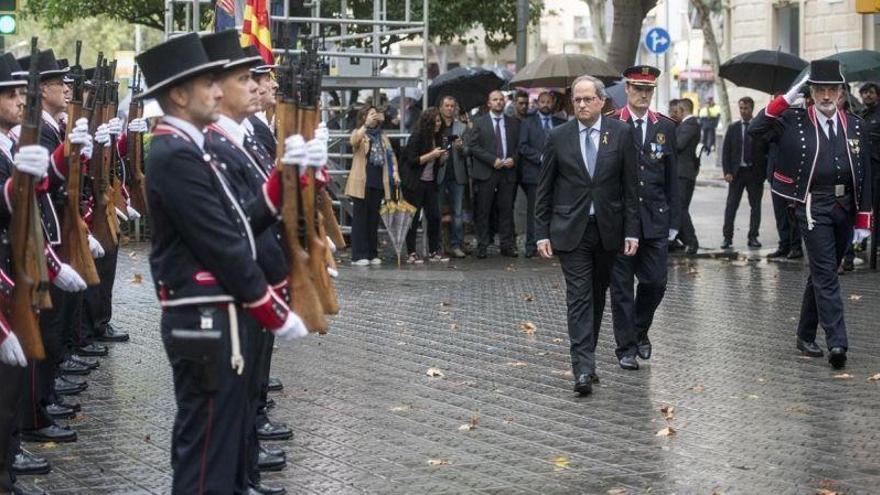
[656,133,666,145]
[848,138,861,155]
[602,131,609,145]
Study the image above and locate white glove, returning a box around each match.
[668,229,679,241]
[281,135,307,166]
[784,72,810,105]
[126,205,141,220]
[128,118,148,134]
[13,145,49,178]
[106,117,123,136]
[315,122,329,143]
[88,234,105,258]
[306,138,327,168]
[115,207,129,222]
[95,124,111,147]
[0,332,26,367]
[853,228,871,245]
[326,236,336,253]
[273,312,308,341]
[69,117,93,160]
[54,263,87,292]
[327,267,338,278]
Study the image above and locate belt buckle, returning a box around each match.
[835,184,845,197]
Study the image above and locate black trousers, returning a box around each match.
[350,187,383,261]
[771,192,802,253]
[84,246,119,335]
[795,194,853,349]
[701,127,716,151]
[404,181,441,255]
[722,167,764,240]
[557,220,617,376]
[610,237,668,358]
[474,172,516,251]
[518,182,537,254]
[246,327,273,485]
[0,363,25,492]
[678,177,698,247]
[162,303,252,495]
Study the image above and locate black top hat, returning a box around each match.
[808,59,845,85]
[244,45,276,74]
[623,65,661,87]
[0,54,26,89]
[16,49,69,80]
[135,32,229,99]
[201,30,263,71]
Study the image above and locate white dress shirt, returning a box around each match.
[162,115,206,150]
[578,116,602,215]
[626,106,648,145]
[817,110,839,139]
[214,114,247,148]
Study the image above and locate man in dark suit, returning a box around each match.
[674,98,701,254]
[470,90,520,258]
[518,91,564,258]
[536,75,639,395]
[608,65,679,370]
[721,96,764,249]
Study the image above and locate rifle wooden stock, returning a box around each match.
[319,189,345,249]
[90,106,118,251]
[318,211,338,272]
[276,104,327,333]
[126,100,147,214]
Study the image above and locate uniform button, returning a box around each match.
[639,181,644,186]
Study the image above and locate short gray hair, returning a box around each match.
[570,75,607,99]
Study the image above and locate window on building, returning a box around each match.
[775,5,800,56]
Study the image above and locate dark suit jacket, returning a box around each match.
[535,117,640,252]
[722,120,762,177]
[518,113,565,185]
[469,113,519,183]
[675,116,701,180]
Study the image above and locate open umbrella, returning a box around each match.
[794,49,880,84]
[719,49,808,94]
[509,53,619,89]
[381,187,417,267]
[428,67,505,110]
[605,81,628,109]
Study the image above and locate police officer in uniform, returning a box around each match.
[608,66,679,370]
[750,60,872,369]
[136,33,308,493]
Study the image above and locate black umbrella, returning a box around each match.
[719,49,808,94]
[605,81,627,109]
[794,50,880,83]
[428,67,505,110]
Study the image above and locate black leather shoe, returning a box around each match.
[54,376,86,396]
[74,343,108,357]
[636,340,652,360]
[618,355,639,370]
[70,354,99,370]
[828,347,847,369]
[573,374,593,396]
[668,239,685,251]
[476,249,487,259]
[257,448,286,472]
[248,483,287,495]
[22,424,77,443]
[59,357,91,376]
[685,244,699,255]
[589,374,599,384]
[96,323,130,342]
[266,397,276,410]
[46,403,76,420]
[257,421,293,441]
[787,249,804,260]
[767,249,789,259]
[56,398,81,412]
[796,338,823,357]
[842,259,855,272]
[12,449,50,475]
[261,443,285,459]
[267,377,283,392]
[747,238,762,248]
[721,238,733,249]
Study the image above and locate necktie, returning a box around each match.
[634,118,644,146]
[742,121,752,165]
[826,119,836,141]
[584,128,597,177]
[494,117,504,158]
[542,117,550,131]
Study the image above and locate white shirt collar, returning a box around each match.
[818,110,838,132]
[242,117,255,136]
[490,111,505,120]
[627,106,648,123]
[682,114,695,122]
[41,110,60,132]
[254,111,270,127]
[162,115,206,150]
[215,114,246,148]
[577,114,602,134]
[0,132,12,159]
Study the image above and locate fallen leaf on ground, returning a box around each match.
[439,301,452,307]
[745,394,760,400]
[505,264,516,272]
[425,367,445,378]
[507,361,528,367]
[426,459,450,466]
[389,405,412,412]
[523,293,535,302]
[785,405,809,415]
[849,294,862,301]
[450,323,459,331]
[689,384,705,393]
[130,274,143,284]
[438,311,450,315]
[520,321,537,335]
[39,442,58,449]
[833,373,854,379]
[552,338,564,343]
[551,455,570,470]
[867,373,880,382]
[459,412,480,431]
[503,416,515,423]
[816,490,840,495]
[660,405,675,421]
[607,489,631,495]
[144,434,151,442]
[536,351,547,356]
[656,426,676,437]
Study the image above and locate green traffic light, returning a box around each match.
[0,15,15,35]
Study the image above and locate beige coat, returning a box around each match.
[344,126,400,200]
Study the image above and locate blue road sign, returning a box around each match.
[645,27,671,54]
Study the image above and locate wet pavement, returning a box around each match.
[17,185,880,494]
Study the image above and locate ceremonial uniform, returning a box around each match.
[246,113,277,161]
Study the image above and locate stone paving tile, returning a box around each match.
[15,186,880,494]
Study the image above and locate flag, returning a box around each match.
[241,0,274,65]
[214,0,236,32]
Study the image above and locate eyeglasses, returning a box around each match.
[572,96,600,105]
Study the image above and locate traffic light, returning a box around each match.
[0,0,15,35]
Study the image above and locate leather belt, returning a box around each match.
[810,184,851,197]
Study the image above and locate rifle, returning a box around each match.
[275,51,326,333]
[89,60,117,251]
[107,61,129,217]
[319,189,345,249]
[296,42,338,315]
[125,67,147,215]
[59,40,100,286]
[10,38,51,359]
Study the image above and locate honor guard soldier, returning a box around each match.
[136,32,308,493]
[242,45,278,161]
[751,60,872,369]
[608,65,679,370]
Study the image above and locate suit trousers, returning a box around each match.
[84,246,119,334]
[677,178,698,247]
[518,182,537,254]
[771,192,802,253]
[246,327,273,485]
[350,187,383,261]
[162,303,252,495]
[610,237,669,358]
[795,194,852,349]
[722,167,764,240]
[557,220,617,376]
[0,363,25,492]
[474,172,516,251]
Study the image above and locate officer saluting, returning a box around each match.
[136,33,308,493]
[608,65,679,370]
[750,60,872,369]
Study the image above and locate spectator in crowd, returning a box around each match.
[668,99,680,122]
[514,90,530,121]
[699,96,721,154]
[721,96,764,249]
[402,107,449,263]
[345,105,400,266]
[438,96,470,258]
[674,98,702,255]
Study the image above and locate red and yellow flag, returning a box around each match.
[241,0,274,64]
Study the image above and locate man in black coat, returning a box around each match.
[673,98,701,254]
[536,75,639,395]
[469,90,520,258]
[518,91,564,258]
[721,96,764,249]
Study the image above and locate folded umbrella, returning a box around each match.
[428,67,505,111]
[509,53,619,89]
[719,49,808,94]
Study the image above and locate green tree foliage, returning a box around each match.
[23,0,165,30]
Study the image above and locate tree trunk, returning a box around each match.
[584,0,608,59]
[692,0,731,128]
[607,0,657,72]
